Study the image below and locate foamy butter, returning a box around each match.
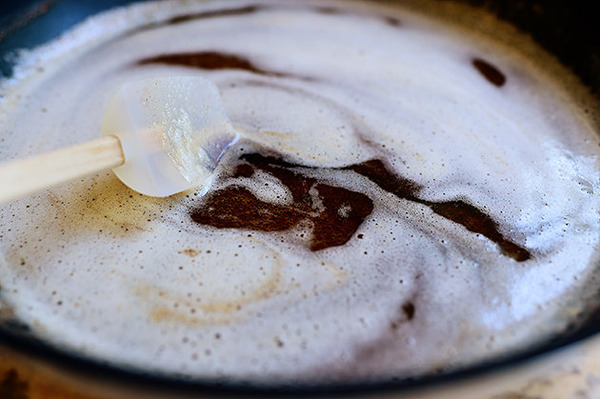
[1,0,599,384]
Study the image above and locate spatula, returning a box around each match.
[0,76,237,204]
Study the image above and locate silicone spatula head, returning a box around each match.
[101,76,237,197]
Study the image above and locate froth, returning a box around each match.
[0,0,599,384]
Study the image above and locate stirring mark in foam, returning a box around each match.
[137,51,306,80]
[314,4,401,27]
[129,2,401,40]
[314,6,343,15]
[191,154,531,261]
[402,301,415,320]
[118,5,264,38]
[191,153,374,251]
[135,3,406,77]
[164,5,262,26]
[472,57,506,87]
[345,159,531,261]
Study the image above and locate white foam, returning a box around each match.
[0,0,599,384]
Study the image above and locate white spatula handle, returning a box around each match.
[0,135,124,204]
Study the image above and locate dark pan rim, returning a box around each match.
[0,313,599,396]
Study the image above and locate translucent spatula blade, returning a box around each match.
[101,76,237,197]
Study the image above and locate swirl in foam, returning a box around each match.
[0,0,599,384]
